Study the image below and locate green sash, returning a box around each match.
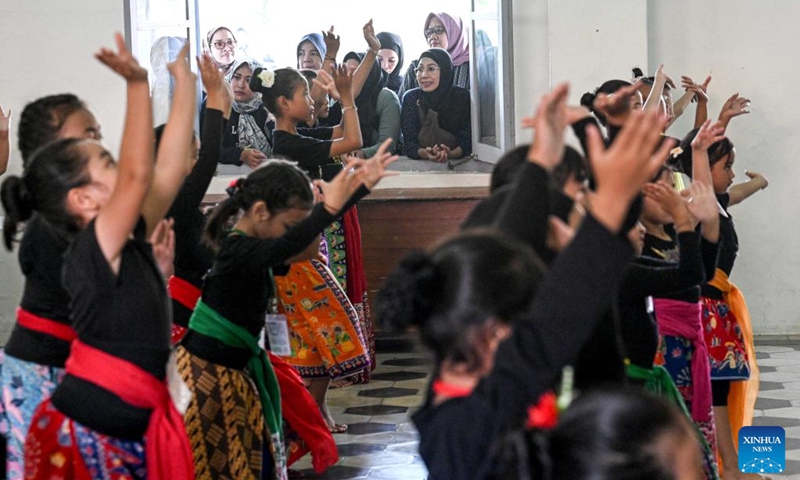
[626,364,720,480]
[189,299,285,475]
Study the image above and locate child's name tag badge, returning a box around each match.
[265,314,291,356]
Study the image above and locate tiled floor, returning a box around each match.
[292,337,800,479]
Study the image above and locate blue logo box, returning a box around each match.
[738,426,786,474]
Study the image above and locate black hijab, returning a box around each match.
[336,52,387,146]
[377,32,404,93]
[418,48,468,135]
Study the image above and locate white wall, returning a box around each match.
[649,1,798,335]
[0,0,126,340]
[0,0,796,337]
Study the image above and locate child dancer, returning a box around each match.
[264,29,378,387]
[377,83,673,479]
[175,147,395,479]
[165,52,230,343]
[678,119,769,479]
[3,34,196,479]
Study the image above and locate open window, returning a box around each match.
[470,0,515,163]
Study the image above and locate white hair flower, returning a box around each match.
[670,146,684,159]
[258,69,275,88]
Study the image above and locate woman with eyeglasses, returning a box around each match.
[203,26,237,75]
[398,12,470,101]
[401,48,471,162]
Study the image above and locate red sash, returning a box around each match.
[16,307,76,342]
[168,275,202,310]
[65,340,195,480]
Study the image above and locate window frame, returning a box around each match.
[469,0,515,164]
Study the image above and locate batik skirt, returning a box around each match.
[701,297,750,380]
[274,259,370,379]
[176,346,265,480]
[0,350,65,479]
[24,400,146,479]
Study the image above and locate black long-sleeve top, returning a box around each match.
[618,230,712,368]
[414,213,634,480]
[642,231,720,304]
[702,193,737,299]
[181,187,369,368]
[462,163,629,390]
[167,108,224,327]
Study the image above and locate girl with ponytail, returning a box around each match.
[377,83,675,479]
[175,143,396,479]
[256,21,385,388]
[6,34,197,479]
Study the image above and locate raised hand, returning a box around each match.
[526,82,569,171]
[149,218,176,277]
[744,170,769,189]
[643,180,695,229]
[586,108,674,231]
[167,41,194,81]
[322,26,340,59]
[197,51,224,93]
[363,19,380,52]
[331,65,354,102]
[312,69,342,102]
[96,32,148,82]
[719,93,751,122]
[315,157,368,214]
[681,75,711,103]
[692,119,726,151]
[347,138,399,189]
[0,105,10,133]
[593,83,641,119]
[680,180,718,224]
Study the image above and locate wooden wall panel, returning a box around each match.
[358,187,488,314]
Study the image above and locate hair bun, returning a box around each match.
[375,250,438,332]
[249,67,267,94]
[632,67,645,79]
[579,91,596,109]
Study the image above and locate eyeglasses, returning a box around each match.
[415,66,440,76]
[425,26,446,39]
[212,39,237,50]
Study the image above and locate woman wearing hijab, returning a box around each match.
[401,48,471,161]
[332,52,401,157]
[212,58,273,168]
[296,32,327,71]
[376,32,404,95]
[150,36,188,126]
[399,12,470,101]
[202,26,237,75]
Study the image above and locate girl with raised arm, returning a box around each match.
[5,34,197,479]
[175,146,394,478]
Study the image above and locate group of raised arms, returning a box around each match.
[0,18,770,480]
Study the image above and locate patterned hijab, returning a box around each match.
[425,13,470,67]
[203,26,237,75]
[226,59,271,154]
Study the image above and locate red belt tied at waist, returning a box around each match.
[66,340,195,479]
[17,307,77,342]
[653,298,712,424]
[168,275,202,310]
